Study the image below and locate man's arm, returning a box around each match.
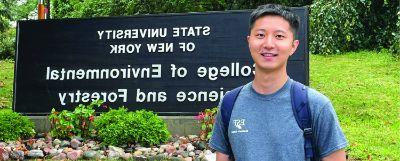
[216,151,232,161]
[321,149,346,161]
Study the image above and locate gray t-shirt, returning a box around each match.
[209,79,348,161]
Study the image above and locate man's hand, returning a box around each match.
[216,151,232,161]
[322,149,346,161]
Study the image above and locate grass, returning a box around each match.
[0,59,14,109]
[310,50,400,160]
[1,50,399,160]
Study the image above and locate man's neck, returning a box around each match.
[252,69,289,95]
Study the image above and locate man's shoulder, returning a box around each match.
[306,86,332,109]
[307,87,330,102]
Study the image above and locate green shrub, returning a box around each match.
[310,0,399,54]
[94,108,170,146]
[310,0,364,54]
[0,110,35,141]
[0,28,15,59]
[48,100,102,139]
[390,10,400,56]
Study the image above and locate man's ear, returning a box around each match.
[290,40,300,56]
[247,35,250,43]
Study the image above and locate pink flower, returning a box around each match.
[194,112,205,121]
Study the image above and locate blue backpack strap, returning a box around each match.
[220,86,243,158]
[291,81,316,161]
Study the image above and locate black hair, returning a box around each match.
[249,4,300,36]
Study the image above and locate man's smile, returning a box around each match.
[260,52,278,57]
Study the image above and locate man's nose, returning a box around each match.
[262,36,275,49]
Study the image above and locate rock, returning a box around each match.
[9,150,24,160]
[95,153,106,160]
[91,146,100,151]
[63,147,73,153]
[133,150,142,157]
[159,144,169,149]
[28,149,44,158]
[83,150,97,159]
[43,147,52,154]
[170,157,182,161]
[70,139,81,149]
[32,140,46,149]
[166,145,176,154]
[182,151,189,158]
[109,146,125,156]
[194,150,202,155]
[121,153,132,160]
[86,140,97,148]
[125,147,134,153]
[173,142,180,148]
[175,150,184,157]
[46,142,53,149]
[189,151,196,157]
[3,147,10,153]
[0,143,6,148]
[48,149,61,157]
[38,138,46,142]
[154,153,168,159]
[204,150,215,161]
[152,147,159,152]
[51,153,67,160]
[107,150,121,159]
[79,145,89,151]
[168,136,179,143]
[71,136,83,142]
[197,142,207,150]
[184,157,193,161]
[109,146,123,152]
[0,148,9,161]
[159,147,165,153]
[187,143,195,151]
[60,140,70,147]
[137,147,151,154]
[149,151,158,156]
[179,144,188,151]
[179,137,190,144]
[14,144,27,152]
[67,150,83,160]
[188,135,198,141]
[53,139,61,146]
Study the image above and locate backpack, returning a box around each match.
[220,80,316,161]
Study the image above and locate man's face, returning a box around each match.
[247,15,299,73]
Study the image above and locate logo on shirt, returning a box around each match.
[231,119,248,134]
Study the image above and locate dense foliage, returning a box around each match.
[0,109,35,141]
[48,100,102,139]
[390,10,400,56]
[51,0,311,18]
[0,0,36,59]
[310,0,399,55]
[94,108,170,146]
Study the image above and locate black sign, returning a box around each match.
[14,8,309,115]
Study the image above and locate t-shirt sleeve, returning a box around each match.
[208,106,233,156]
[314,101,348,158]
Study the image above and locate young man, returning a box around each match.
[209,4,348,161]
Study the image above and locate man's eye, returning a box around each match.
[256,34,264,38]
[276,35,285,39]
